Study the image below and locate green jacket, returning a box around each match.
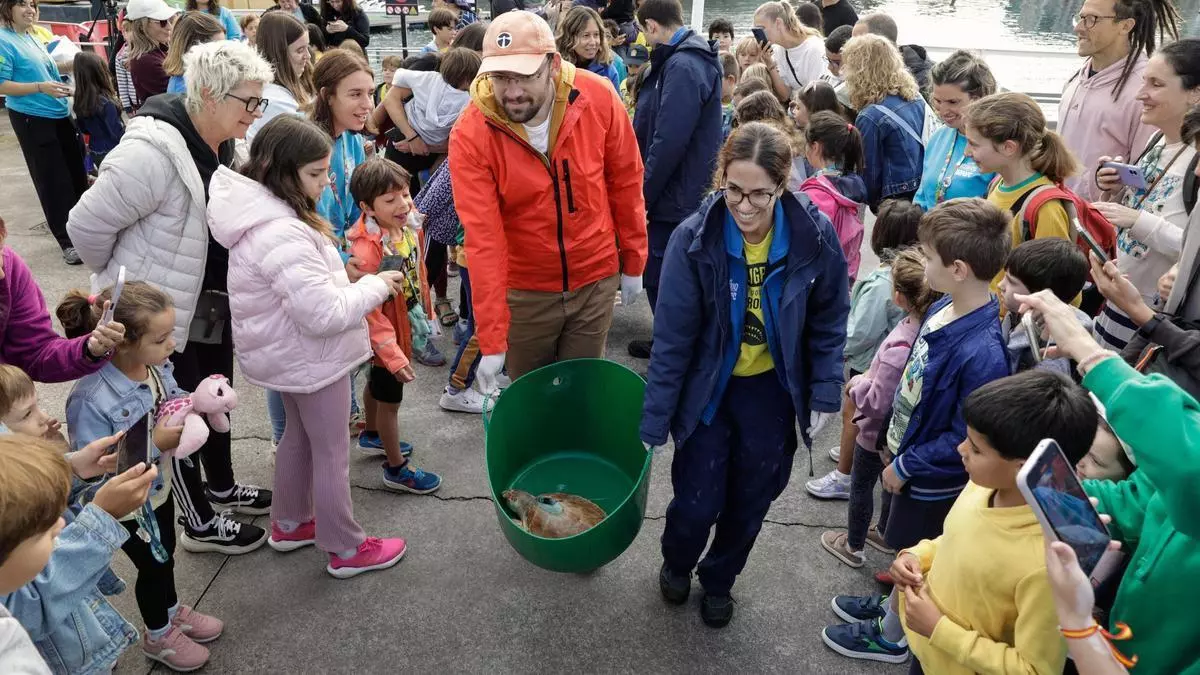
[1083,357,1200,675]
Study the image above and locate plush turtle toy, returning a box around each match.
[502,489,606,538]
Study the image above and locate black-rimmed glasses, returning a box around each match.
[723,184,780,208]
[225,93,269,113]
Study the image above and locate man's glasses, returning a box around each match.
[225,93,269,113]
[723,184,780,208]
[1072,13,1118,29]
[489,62,549,87]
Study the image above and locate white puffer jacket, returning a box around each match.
[67,114,209,349]
[207,167,391,394]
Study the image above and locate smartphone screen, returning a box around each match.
[378,255,406,273]
[752,27,767,46]
[1022,441,1111,575]
[116,415,150,474]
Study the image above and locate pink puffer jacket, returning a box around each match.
[207,167,390,394]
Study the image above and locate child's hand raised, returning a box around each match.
[889,552,923,588]
[93,463,158,519]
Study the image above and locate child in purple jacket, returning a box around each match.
[820,247,942,568]
[0,223,123,382]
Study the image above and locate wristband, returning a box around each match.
[1060,622,1138,667]
[1137,313,1163,340]
[1075,349,1115,378]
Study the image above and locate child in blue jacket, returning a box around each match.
[819,197,1012,662]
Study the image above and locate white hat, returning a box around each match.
[125,0,180,22]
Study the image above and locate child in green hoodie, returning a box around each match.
[1018,287,1200,675]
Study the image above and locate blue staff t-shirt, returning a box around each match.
[0,26,69,118]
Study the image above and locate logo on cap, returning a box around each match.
[497,32,513,48]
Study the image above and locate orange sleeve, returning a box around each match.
[366,304,410,374]
[603,86,648,277]
[450,122,510,355]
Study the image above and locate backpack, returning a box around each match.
[990,178,1119,268]
[799,174,865,280]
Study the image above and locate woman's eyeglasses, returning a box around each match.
[225,93,269,113]
[723,184,780,208]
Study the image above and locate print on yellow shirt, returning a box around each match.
[733,233,775,377]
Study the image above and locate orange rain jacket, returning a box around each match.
[448,61,648,355]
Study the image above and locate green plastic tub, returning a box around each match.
[484,359,652,573]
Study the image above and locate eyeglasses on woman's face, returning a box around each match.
[723,183,780,208]
[225,92,269,113]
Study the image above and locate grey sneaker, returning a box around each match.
[62,247,82,265]
[805,469,851,499]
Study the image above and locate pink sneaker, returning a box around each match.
[142,625,210,672]
[268,520,316,552]
[326,536,406,579]
[171,605,223,643]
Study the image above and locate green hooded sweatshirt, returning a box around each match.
[1083,357,1200,675]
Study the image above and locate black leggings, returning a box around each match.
[169,325,236,531]
[7,108,86,250]
[121,498,179,630]
[425,236,448,302]
[847,443,892,550]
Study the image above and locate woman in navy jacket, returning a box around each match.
[642,122,850,628]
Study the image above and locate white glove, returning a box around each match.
[619,274,643,307]
[477,353,506,394]
[806,411,835,439]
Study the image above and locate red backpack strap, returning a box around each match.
[1017,185,1068,241]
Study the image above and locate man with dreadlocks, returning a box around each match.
[1059,0,1180,203]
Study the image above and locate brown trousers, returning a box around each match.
[505,274,620,379]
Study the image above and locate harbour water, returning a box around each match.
[371,0,1200,99]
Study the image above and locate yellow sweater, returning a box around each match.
[988,174,1071,296]
[899,482,1067,675]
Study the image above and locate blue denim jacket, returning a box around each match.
[65,361,187,503]
[1,503,137,674]
[855,94,927,207]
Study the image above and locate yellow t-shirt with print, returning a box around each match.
[733,232,775,377]
[987,174,1071,295]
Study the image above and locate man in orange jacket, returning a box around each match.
[449,11,648,393]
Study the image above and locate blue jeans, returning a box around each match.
[447,266,480,392]
[267,389,286,444]
[661,370,797,595]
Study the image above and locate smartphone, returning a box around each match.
[752,27,767,46]
[99,266,126,326]
[1017,439,1123,584]
[378,255,406,273]
[1102,161,1147,190]
[1021,312,1043,364]
[1074,218,1109,264]
[114,415,150,474]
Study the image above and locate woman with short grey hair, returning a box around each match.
[68,39,277,556]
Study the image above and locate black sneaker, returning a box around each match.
[659,562,690,605]
[628,339,653,359]
[180,514,268,555]
[700,593,734,628]
[206,483,272,516]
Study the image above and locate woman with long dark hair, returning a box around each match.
[320,0,369,50]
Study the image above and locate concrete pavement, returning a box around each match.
[1,113,894,674]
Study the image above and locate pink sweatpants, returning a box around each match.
[272,375,365,553]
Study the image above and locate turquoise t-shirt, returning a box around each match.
[914,125,994,211]
[0,26,69,118]
[316,129,366,256]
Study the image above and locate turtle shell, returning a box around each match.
[521,493,606,539]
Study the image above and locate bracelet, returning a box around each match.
[1075,349,1115,378]
[1060,622,1138,667]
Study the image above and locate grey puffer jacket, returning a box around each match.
[67,114,208,349]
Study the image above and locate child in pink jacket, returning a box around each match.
[207,116,409,579]
[819,248,942,568]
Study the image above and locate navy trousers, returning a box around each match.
[661,370,798,595]
[644,219,677,312]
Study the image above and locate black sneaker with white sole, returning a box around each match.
[179,514,268,555]
[206,483,272,516]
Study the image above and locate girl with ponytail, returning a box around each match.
[965,92,1080,292]
[798,111,868,280]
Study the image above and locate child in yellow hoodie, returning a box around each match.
[822,369,1099,674]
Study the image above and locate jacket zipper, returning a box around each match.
[562,159,577,214]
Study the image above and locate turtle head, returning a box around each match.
[502,489,535,515]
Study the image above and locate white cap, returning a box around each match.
[125,0,180,21]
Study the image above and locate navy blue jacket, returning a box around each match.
[855,94,927,208]
[640,191,850,448]
[891,294,1010,500]
[633,29,723,224]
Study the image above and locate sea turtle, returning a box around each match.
[502,489,606,538]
